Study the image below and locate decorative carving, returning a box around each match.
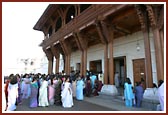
[134,5,146,30]
[146,5,157,28]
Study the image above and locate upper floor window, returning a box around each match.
[66,6,76,24]
[48,26,52,37]
[55,17,62,32]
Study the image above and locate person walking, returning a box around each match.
[135,81,144,107]
[124,78,134,107]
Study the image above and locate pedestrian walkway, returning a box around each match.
[84,93,153,111]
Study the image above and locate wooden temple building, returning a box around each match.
[34,4,164,88]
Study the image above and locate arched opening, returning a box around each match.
[66,6,76,24]
[48,26,52,37]
[80,4,91,13]
[55,17,62,32]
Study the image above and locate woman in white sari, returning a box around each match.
[7,74,18,111]
[38,76,49,107]
[61,76,73,108]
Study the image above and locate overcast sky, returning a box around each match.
[2,2,49,75]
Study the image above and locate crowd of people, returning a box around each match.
[123,77,164,111]
[3,70,103,111]
[3,70,164,111]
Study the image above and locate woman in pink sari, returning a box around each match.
[48,75,57,105]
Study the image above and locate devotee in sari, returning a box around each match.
[6,74,18,111]
[22,74,31,99]
[4,76,10,111]
[38,76,49,107]
[48,75,57,105]
[61,75,73,108]
[29,76,39,108]
[16,74,22,105]
[158,80,164,111]
[76,76,85,100]
[90,73,97,89]
[54,76,62,105]
[124,78,134,107]
[72,77,77,98]
[85,76,92,97]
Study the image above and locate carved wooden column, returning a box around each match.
[48,58,53,74]
[95,20,108,84]
[135,5,153,88]
[73,31,88,77]
[43,48,53,74]
[108,29,114,85]
[146,5,164,81]
[55,58,60,73]
[60,40,71,75]
[51,45,60,74]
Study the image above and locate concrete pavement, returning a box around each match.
[84,93,153,111]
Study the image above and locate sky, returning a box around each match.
[2,2,49,75]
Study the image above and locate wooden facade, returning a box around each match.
[34,4,164,88]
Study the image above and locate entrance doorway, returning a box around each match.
[114,56,126,87]
[89,60,102,74]
[114,56,126,96]
[76,63,80,72]
[133,58,146,89]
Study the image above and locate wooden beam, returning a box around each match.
[111,25,131,35]
[95,20,107,44]
[111,6,136,24]
[50,46,60,59]
[42,48,53,61]
[73,32,83,51]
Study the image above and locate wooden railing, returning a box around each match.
[41,4,129,48]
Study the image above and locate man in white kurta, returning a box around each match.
[158,82,164,111]
[61,81,73,108]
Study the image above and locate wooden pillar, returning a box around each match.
[108,40,114,85]
[60,40,71,75]
[73,31,88,77]
[160,29,164,64]
[152,28,164,81]
[104,44,108,84]
[146,5,164,81]
[135,5,153,88]
[83,49,87,77]
[43,48,53,75]
[143,31,153,88]
[55,58,59,73]
[67,55,71,75]
[80,51,84,76]
[107,27,114,85]
[48,58,53,74]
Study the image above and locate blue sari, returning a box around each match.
[76,79,84,100]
